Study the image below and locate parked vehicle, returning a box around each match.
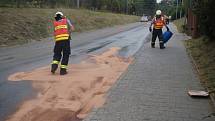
[140,15,148,22]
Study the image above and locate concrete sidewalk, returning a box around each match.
[84,24,215,121]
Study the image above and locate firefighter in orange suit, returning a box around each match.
[51,11,75,75]
[149,10,169,49]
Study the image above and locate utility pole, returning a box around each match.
[176,0,179,19]
[180,0,183,19]
[77,0,79,8]
[126,0,128,14]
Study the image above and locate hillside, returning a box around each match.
[0,8,139,46]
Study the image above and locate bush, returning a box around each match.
[193,0,215,39]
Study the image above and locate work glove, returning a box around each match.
[149,27,152,32]
[166,26,170,31]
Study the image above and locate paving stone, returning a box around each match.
[84,24,215,121]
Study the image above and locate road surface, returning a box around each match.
[0,22,150,121]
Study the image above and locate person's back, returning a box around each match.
[54,17,70,42]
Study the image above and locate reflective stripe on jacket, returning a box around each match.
[54,18,69,41]
[153,17,165,29]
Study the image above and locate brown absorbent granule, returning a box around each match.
[7,47,133,121]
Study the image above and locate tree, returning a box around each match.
[156,0,185,20]
[134,0,156,16]
[193,0,215,39]
[0,0,156,16]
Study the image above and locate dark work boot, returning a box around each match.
[151,43,155,48]
[60,68,67,75]
[160,46,166,49]
[160,43,165,49]
[51,64,58,74]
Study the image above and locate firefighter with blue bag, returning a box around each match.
[149,10,171,49]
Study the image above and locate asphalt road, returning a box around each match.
[0,22,150,121]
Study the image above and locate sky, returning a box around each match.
[157,0,162,3]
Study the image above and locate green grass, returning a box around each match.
[173,17,185,33]
[185,38,215,91]
[175,17,215,100]
[0,8,139,46]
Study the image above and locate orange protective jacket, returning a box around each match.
[153,17,166,29]
[54,18,69,41]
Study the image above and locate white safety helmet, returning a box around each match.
[156,10,162,15]
[55,11,64,17]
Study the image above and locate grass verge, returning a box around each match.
[174,17,215,101]
[185,38,215,92]
[0,8,139,46]
[173,17,185,33]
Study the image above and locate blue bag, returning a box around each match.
[163,31,173,43]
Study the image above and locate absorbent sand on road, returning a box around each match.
[7,47,132,121]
